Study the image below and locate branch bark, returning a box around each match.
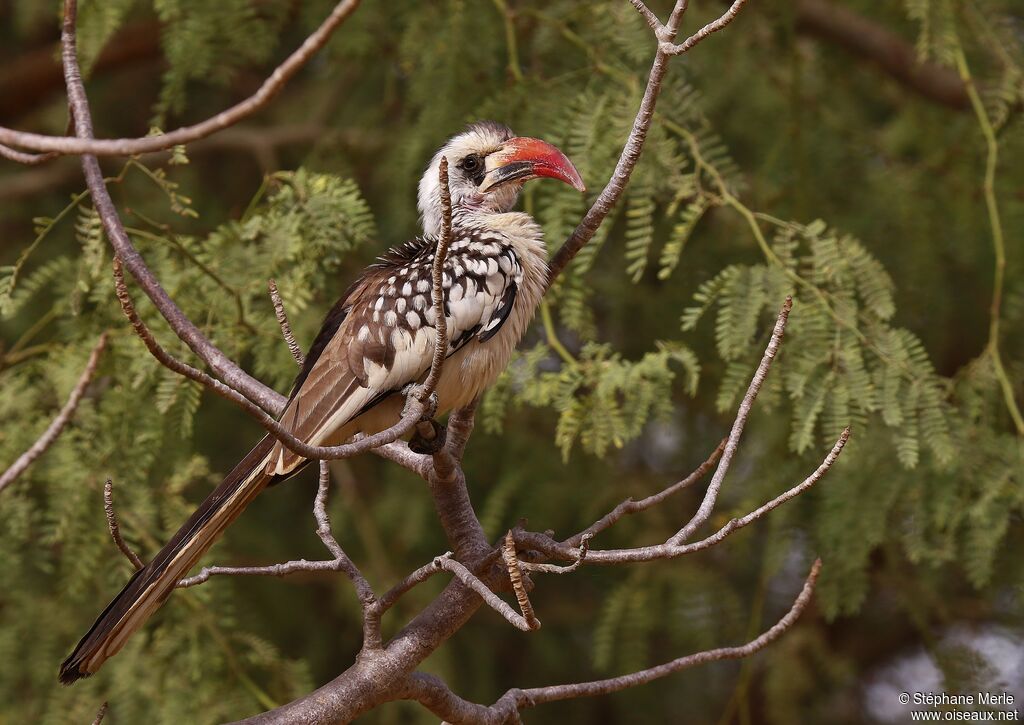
[0,1,362,158]
[35,1,823,721]
[794,0,968,110]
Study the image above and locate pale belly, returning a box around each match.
[324,320,521,442]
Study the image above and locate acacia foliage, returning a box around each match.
[0,1,1021,723]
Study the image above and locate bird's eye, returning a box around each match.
[461,155,481,172]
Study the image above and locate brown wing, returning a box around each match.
[267,232,521,475]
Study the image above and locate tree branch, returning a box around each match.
[0,332,107,494]
[267,279,305,367]
[177,463,374,608]
[496,559,821,714]
[563,436,726,549]
[60,6,286,417]
[103,479,144,571]
[398,559,821,724]
[539,428,848,565]
[670,297,791,544]
[546,0,750,287]
[0,1,362,158]
[663,0,749,55]
[794,0,968,110]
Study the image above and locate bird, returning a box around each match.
[59,120,585,684]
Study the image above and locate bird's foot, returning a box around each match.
[409,418,447,455]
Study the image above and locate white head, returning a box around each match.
[417,121,585,238]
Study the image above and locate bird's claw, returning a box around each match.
[409,419,447,455]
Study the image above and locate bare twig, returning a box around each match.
[495,559,821,714]
[563,437,726,548]
[0,1,362,158]
[178,462,375,612]
[91,701,109,725]
[518,428,849,565]
[0,144,58,165]
[268,279,305,367]
[112,255,431,462]
[628,1,663,33]
[104,479,144,570]
[61,1,286,418]
[0,332,107,494]
[419,156,453,400]
[435,555,538,633]
[664,0,749,55]
[521,533,591,575]
[670,297,792,545]
[400,560,822,724]
[373,553,454,617]
[546,0,750,286]
[503,531,540,630]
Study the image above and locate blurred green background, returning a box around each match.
[0,0,1021,722]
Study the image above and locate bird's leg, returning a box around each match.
[403,386,447,455]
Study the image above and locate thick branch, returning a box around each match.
[0,1,361,157]
[0,332,107,494]
[794,0,968,110]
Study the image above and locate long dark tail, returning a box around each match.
[59,435,279,684]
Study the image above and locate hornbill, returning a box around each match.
[59,121,585,684]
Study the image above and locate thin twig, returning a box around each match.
[521,534,591,575]
[178,462,374,607]
[545,0,750,287]
[401,560,823,724]
[373,552,453,617]
[664,0,749,55]
[418,156,453,400]
[112,256,429,462]
[0,144,59,165]
[563,437,726,548]
[91,701,109,725]
[517,429,849,565]
[268,279,305,367]
[628,1,663,33]
[61,0,286,416]
[670,297,791,545]
[0,0,362,158]
[503,531,540,630]
[435,555,538,633]
[0,332,107,494]
[497,559,821,712]
[104,479,144,570]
